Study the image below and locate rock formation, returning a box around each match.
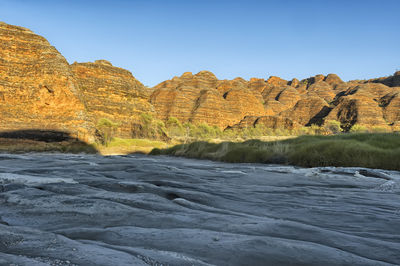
[0,22,92,140]
[1,21,399,139]
[228,116,300,131]
[368,71,400,87]
[150,71,266,128]
[151,70,400,132]
[71,60,154,138]
[0,22,154,141]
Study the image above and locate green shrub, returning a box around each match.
[350,124,368,133]
[96,118,119,146]
[191,123,218,139]
[131,113,169,141]
[166,117,183,128]
[140,113,154,125]
[323,120,342,134]
[166,117,185,137]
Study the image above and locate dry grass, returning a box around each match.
[151,133,400,170]
[96,137,169,155]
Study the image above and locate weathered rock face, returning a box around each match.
[326,96,388,129]
[150,71,266,128]
[229,116,299,131]
[151,68,400,131]
[324,73,344,86]
[281,97,330,126]
[306,81,336,103]
[0,22,93,140]
[368,71,400,87]
[71,60,154,138]
[324,84,400,130]
[383,92,400,125]
[1,21,399,137]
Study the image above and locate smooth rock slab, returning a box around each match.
[0,153,399,265]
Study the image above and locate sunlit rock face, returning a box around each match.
[0,22,92,140]
[71,60,155,138]
[150,71,266,129]
[1,21,399,136]
[0,22,154,140]
[151,70,400,131]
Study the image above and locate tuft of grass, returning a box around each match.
[150,133,400,170]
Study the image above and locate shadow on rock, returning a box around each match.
[0,129,98,154]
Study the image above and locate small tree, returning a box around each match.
[166,117,185,137]
[131,113,170,141]
[96,118,119,146]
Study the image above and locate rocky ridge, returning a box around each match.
[0,21,399,141]
[151,71,400,131]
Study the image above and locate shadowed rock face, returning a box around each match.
[0,130,99,153]
[368,71,400,87]
[0,129,79,142]
[384,93,400,126]
[228,116,300,131]
[71,61,154,138]
[0,22,92,140]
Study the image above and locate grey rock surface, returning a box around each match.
[0,153,399,265]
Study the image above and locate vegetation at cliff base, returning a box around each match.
[150,133,400,170]
[95,137,168,155]
[92,115,400,157]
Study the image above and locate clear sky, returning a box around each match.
[1,0,399,86]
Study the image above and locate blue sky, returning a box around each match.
[1,0,399,86]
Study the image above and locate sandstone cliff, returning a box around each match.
[0,22,92,140]
[150,71,267,129]
[1,21,399,139]
[150,70,400,132]
[71,60,154,138]
[0,22,154,141]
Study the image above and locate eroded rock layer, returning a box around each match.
[1,21,399,137]
[150,72,268,129]
[0,22,92,140]
[151,70,400,131]
[71,60,154,138]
